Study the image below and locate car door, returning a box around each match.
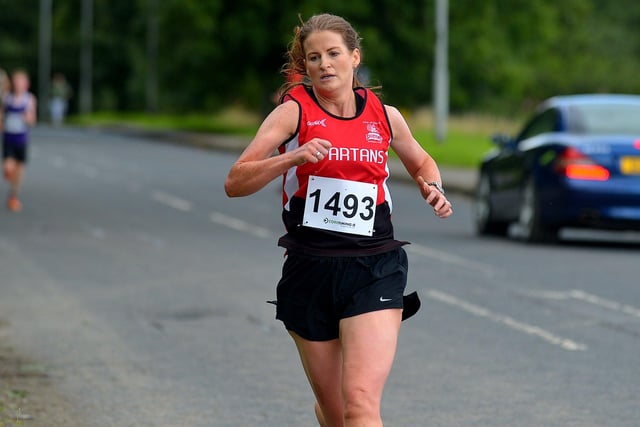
[490,107,560,219]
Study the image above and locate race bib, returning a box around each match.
[4,112,26,134]
[303,175,377,236]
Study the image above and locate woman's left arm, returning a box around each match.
[386,105,452,218]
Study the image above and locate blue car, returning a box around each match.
[473,94,640,242]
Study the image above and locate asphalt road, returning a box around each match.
[1,127,639,427]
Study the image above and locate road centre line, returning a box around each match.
[151,190,192,212]
[406,243,498,276]
[523,289,640,320]
[569,290,640,319]
[210,211,272,239]
[426,289,587,351]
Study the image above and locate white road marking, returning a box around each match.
[210,211,271,239]
[522,290,569,301]
[151,191,192,212]
[569,290,640,319]
[523,289,640,320]
[426,289,588,351]
[406,243,498,276]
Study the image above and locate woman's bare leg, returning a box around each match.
[3,159,23,193]
[289,308,402,427]
[339,309,402,427]
[290,332,344,427]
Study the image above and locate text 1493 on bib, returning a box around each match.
[303,175,377,236]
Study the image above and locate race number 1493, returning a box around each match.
[303,176,377,236]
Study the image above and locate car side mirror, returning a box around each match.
[491,133,514,147]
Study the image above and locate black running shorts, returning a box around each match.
[2,141,28,163]
[275,247,408,341]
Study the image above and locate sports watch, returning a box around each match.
[427,181,445,195]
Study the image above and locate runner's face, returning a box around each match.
[303,30,360,94]
[12,74,29,94]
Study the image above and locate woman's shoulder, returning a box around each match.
[258,98,300,140]
[382,104,403,122]
[275,97,301,117]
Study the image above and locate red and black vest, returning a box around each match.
[277,85,405,256]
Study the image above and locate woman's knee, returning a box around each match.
[3,160,15,180]
[342,386,380,423]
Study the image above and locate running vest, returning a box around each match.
[277,85,405,256]
[3,93,33,146]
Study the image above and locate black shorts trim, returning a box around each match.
[274,247,410,341]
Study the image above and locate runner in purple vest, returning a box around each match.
[1,70,37,212]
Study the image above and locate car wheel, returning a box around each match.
[519,177,558,243]
[474,172,508,236]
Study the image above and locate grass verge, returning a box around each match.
[69,107,261,136]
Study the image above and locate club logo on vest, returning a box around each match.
[365,122,383,143]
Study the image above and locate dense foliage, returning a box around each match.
[2,0,639,115]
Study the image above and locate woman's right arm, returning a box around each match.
[224,100,331,197]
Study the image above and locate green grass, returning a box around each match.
[411,129,494,168]
[69,107,261,136]
[406,108,519,167]
[70,107,519,169]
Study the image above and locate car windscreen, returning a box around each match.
[568,103,640,135]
